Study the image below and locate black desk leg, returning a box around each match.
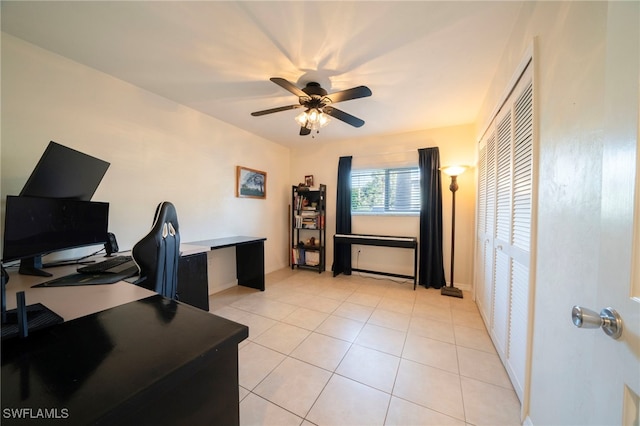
[236,242,265,291]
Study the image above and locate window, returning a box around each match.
[351,167,421,214]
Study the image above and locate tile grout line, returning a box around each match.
[219,270,518,425]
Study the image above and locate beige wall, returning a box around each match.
[1,34,292,283]
[1,33,478,292]
[290,124,477,289]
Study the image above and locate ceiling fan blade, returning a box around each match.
[323,106,365,128]
[270,77,307,98]
[251,104,302,116]
[325,86,372,104]
[299,127,311,136]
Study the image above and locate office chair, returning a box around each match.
[132,202,180,299]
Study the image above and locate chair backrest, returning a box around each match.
[132,202,180,299]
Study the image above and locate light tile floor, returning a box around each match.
[210,268,522,426]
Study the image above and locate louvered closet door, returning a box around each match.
[474,62,533,403]
[478,133,497,326]
[475,142,491,318]
[508,80,533,397]
[492,112,513,355]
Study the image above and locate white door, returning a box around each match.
[527,2,639,423]
[568,2,640,423]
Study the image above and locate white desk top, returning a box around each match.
[2,243,215,322]
[4,261,155,323]
[179,243,211,256]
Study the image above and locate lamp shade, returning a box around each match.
[441,165,467,177]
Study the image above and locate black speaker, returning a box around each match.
[105,232,119,256]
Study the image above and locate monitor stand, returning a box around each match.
[19,256,53,277]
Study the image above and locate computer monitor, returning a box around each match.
[20,141,110,200]
[2,196,110,276]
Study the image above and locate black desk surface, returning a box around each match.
[186,236,266,250]
[1,295,248,424]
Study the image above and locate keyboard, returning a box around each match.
[77,255,137,274]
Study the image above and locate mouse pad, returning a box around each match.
[32,272,133,288]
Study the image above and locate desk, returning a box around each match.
[3,264,154,322]
[186,236,266,291]
[1,266,249,425]
[333,234,418,290]
[1,295,248,425]
[3,234,266,316]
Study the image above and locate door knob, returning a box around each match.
[571,306,623,339]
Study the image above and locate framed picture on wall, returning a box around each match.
[304,175,314,187]
[236,166,267,199]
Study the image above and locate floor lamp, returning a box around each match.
[441,166,466,298]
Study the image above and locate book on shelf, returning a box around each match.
[295,215,320,229]
[292,247,306,265]
[294,194,317,212]
[294,194,304,211]
[294,190,321,213]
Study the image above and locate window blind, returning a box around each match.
[351,167,421,214]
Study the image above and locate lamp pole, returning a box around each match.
[441,166,465,298]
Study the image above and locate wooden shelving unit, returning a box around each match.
[291,184,326,273]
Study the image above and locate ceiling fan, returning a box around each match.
[251,77,372,136]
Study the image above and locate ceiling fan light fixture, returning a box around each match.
[295,108,330,130]
[295,110,308,126]
[316,110,330,128]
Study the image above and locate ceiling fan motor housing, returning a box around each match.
[301,82,327,97]
[300,82,329,109]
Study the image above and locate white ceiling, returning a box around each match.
[1,1,524,148]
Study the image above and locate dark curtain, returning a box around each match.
[332,156,352,276]
[418,148,446,288]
